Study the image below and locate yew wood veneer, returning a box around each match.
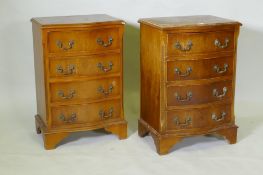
[138,15,241,155]
[31,14,127,149]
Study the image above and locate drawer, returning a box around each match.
[167,56,233,81]
[50,77,120,102]
[51,100,121,127]
[167,31,234,56]
[49,53,121,77]
[47,27,121,54]
[166,103,231,131]
[167,80,232,107]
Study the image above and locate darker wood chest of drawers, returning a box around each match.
[32,14,127,149]
[138,15,241,155]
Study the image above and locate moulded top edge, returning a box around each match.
[31,14,125,27]
[138,15,242,30]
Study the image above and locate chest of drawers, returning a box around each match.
[138,15,241,155]
[32,14,127,149]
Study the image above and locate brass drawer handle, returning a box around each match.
[213,87,228,98]
[57,90,75,99]
[56,40,74,51]
[59,113,77,123]
[174,67,192,77]
[97,37,113,47]
[212,112,226,122]
[175,91,192,102]
[214,38,229,49]
[175,40,193,51]
[97,61,113,72]
[56,64,75,75]
[99,107,113,119]
[174,117,192,127]
[97,84,113,96]
[213,64,228,74]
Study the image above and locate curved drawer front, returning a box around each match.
[48,27,120,54]
[166,103,231,131]
[167,31,234,56]
[50,77,120,102]
[51,100,121,127]
[167,80,232,106]
[167,56,233,81]
[49,53,121,77]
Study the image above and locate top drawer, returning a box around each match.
[167,31,235,56]
[47,27,121,54]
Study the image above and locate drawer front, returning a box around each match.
[167,57,233,81]
[167,31,234,56]
[50,77,120,102]
[48,27,120,54]
[166,104,231,131]
[167,80,232,106]
[51,100,121,127]
[49,53,121,77]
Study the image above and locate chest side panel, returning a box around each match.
[32,22,47,125]
[140,24,163,132]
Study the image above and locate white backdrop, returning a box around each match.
[0,0,263,175]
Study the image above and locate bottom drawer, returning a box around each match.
[51,100,121,127]
[166,104,231,131]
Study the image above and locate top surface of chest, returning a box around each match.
[31,14,124,28]
[138,15,241,30]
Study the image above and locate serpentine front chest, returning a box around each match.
[32,14,127,149]
[138,15,241,155]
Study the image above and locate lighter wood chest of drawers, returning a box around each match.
[138,15,241,155]
[32,14,127,149]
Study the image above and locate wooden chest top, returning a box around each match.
[31,14,125,27]
[138,15,241,30]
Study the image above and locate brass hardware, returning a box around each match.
[97,37,113,47]
[56,64,75,75]
[97,61,113,72]
[57,90,75,99]
[174,67,192,77]
[214,38,229,49]
[175,91,192,102]
[175,40,193,51]
[213,64,228,74]
[174,117,192,128]
[56,40,74,51]
[211,112,226,122]
[97,84,113,96]
[99,107,113,119]
[213,87,228,98]
[59,113,77,123]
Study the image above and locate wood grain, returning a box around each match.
[166,80,232,106]
[167,56,233,81]
[167,31,235,56]
[47,27,120,54]
[31,14,124,27]
[51,100,121,127]
[138,15,241,30]
[49,53,121,77]
[166,103,232,131]
[50,77,120,102]
[32,22,47,125]
[140,24,163,132]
